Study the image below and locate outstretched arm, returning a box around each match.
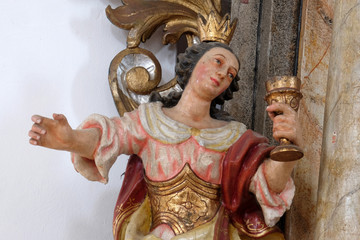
[264,102,302,193]
[29,114,101,160]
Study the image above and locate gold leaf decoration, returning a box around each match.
[106,0,222,48]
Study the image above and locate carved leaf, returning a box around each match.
[163,19,198,44]
[106,0,222,47]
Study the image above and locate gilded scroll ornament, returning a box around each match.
[108,47,162,113]
[106,0,223,48]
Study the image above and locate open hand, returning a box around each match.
[29,114,74,151]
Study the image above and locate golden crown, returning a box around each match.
[197,10,238,45]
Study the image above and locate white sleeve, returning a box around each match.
[249,160,295,227]
[71,110,147,184]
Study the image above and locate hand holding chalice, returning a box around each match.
[265,76,303,162]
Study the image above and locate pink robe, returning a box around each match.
[71,102,295,239]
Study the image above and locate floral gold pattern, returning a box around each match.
[167,188,208,228]
[145,164,221,235]
[234,219,275,238]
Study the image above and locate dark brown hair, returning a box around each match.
[150,42,240,121]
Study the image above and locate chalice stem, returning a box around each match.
[279,138,291,145]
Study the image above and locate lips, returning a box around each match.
[210,77,220,86]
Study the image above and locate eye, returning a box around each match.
[215,58,221,65]
[228,72,235,79]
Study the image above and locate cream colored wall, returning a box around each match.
[0,1,175,239]
[314,0,360,238]
[294,1,360,238]
[286,0,334,239]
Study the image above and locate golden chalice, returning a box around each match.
[265,76,303,162]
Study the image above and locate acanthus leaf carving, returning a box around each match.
[106,0,222,47]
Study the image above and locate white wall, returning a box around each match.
[0,1,175,239]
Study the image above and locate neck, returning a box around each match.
[172,87,212,123]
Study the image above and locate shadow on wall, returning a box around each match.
[65,188,118,239]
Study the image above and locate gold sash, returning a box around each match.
[145,164,221,235]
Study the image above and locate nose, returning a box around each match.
[216,68,227,79]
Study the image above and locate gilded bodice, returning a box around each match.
[145,163,221,235]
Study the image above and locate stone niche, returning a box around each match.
[225,0,351,239]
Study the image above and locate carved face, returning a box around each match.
[187,47,239,101]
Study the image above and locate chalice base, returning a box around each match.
[270,145,304,162]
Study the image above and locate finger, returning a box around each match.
[31,123,46,134]
[273,122,294,133]
[266,103,280,112]
[272,115,296,125]
[29,138,39,145]
[31,115,43,124]
[53,113,67,124]
[273,123,297,141]
[267,111,276,121]
[267,103,295,116]
[266,103,283,121]
[28,130,41,140]
[32,115,55,128]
